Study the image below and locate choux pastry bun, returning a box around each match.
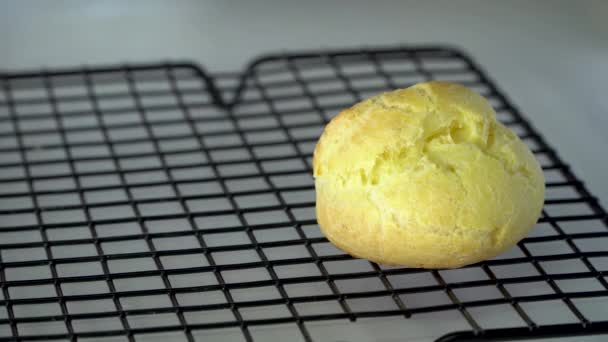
[313,81,544,268]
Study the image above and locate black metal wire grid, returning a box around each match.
[0,46,607,342]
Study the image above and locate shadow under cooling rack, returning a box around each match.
[0,46,607,342]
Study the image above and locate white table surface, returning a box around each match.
[1,1,607,341]
[2,0,607,206]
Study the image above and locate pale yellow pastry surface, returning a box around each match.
[313,81,545,268]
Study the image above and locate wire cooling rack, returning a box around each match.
[0,46,607,342]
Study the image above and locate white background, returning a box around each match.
[2,0,607,206]
[1,1,607,341]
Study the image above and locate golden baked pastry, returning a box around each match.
[313,81,544,268]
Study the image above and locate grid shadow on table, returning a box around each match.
[0,47,607,342]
